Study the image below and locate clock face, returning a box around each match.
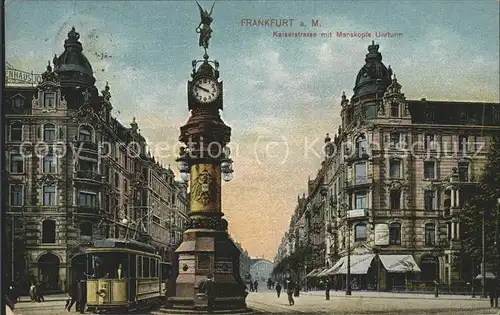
[192,77,220,104]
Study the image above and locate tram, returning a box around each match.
[83,238,171,313]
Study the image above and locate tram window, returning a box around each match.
[150,259,156,277]
[138,256,143,278]
[143,257,150,278]
[88,253,127,279]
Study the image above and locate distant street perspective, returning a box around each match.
[3,1,500,315]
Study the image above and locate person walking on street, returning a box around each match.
[65,281,79,311]
[36,281,45,302]
[249,281,254,292]
[29,283,36,302]
[325,278,331,300]
[205,273,215,313]
[286,279,295,306]
[77,280,87,313]
[254,280,258,292]
[275,282,282,298]
[488,278,499,308]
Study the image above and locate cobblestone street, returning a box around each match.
[10,291,500,315]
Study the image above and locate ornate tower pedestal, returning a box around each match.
[167,5,248,312]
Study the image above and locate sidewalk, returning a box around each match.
[17,294,68,303]
[300,289,487,301]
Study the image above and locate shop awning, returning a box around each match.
[335,254,376,275]
[324,257,346,276]
[315,268,330,277]
[476,272,496,280]
[305,268,322,278]
[379,255,421,273]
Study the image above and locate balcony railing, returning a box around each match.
[76,170,102,182]
[76,205,100,215]
[75,140,99,151]
[346,176,372,187]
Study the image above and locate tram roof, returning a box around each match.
[93,238,157,254]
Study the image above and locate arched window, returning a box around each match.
[42,219,56,243]
[425,223,436,246]
[355,223,367,241]
[79,125,93,142]
[356,134,367,154]
[79,222,93,237]
[43,123,56,142]
[10,122,23,141]
[43,154,56,173]
[389,222,401,245]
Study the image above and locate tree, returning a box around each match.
[272,245,312,280]
[462,132,500,263]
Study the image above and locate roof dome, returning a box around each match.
[353,41,392,100]
[53,27,96,86]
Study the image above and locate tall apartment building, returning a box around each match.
[277,41,500,289]
[4,27,188,293]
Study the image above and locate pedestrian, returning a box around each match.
[205,273,215,313]
[65,281,78,311]
[487,278,499,308]
[275,282,282,298]
[249,281,254,292]
[36,281,45,302]
[286,279,295,306]
[29,282,36,302]
[77,280,86,313]
[325,278,330,300]
[254,280,258,292]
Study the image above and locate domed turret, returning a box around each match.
[53,27,96,88]
[353,41,392,100]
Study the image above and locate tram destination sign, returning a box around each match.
[5,62,42,85]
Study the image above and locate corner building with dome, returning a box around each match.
[276,41,500,290]
[4,28,189,293]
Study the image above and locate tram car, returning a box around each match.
[83,238,171,313]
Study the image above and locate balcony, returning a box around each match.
[346,176,372,189]
[76,205,100,216]
[74,140,99,151]
[346,208,367,219]
[345,148,371,163]
[75,170,102,182]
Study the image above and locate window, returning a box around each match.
[355,192,367,209]
[389,132,400,148]
[115,172,119,188]
[43,92,56,107]
[459,135,468,154]
[354,162,366,183]
[425,223,436,246]
[124,179,128,192]
[391,102,399,117]
[78,192,97,207]
[389,222,401,245]
[10,122,23,141]
[80,222,93,237]
[143,257,150,278]
[43,184,57,206]
[458,161,469,182]
[42,219,56,243]
[390,189,401,209]
[43,154,56,173]
[356,135,367,154]
[423,161,436,179]
[13,97,24,109]
[424,190,435,211]
[10,154,24,173]
[79,125,92,142]
[10,185,24,206]
[389,159,401,178]
[43,123,56,141]
[424,134,436,151]
[355,224,367,241]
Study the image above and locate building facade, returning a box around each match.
[4,27,188,293]
[276,41,500,288]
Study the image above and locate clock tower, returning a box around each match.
[166,3,248,313]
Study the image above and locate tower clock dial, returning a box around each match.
[192,77,220,104]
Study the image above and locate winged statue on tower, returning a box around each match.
[196,1,215,50]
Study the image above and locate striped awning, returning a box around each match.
[305,268,322,278]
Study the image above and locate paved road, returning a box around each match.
[11,292,500,315]
[246,291,500,314]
